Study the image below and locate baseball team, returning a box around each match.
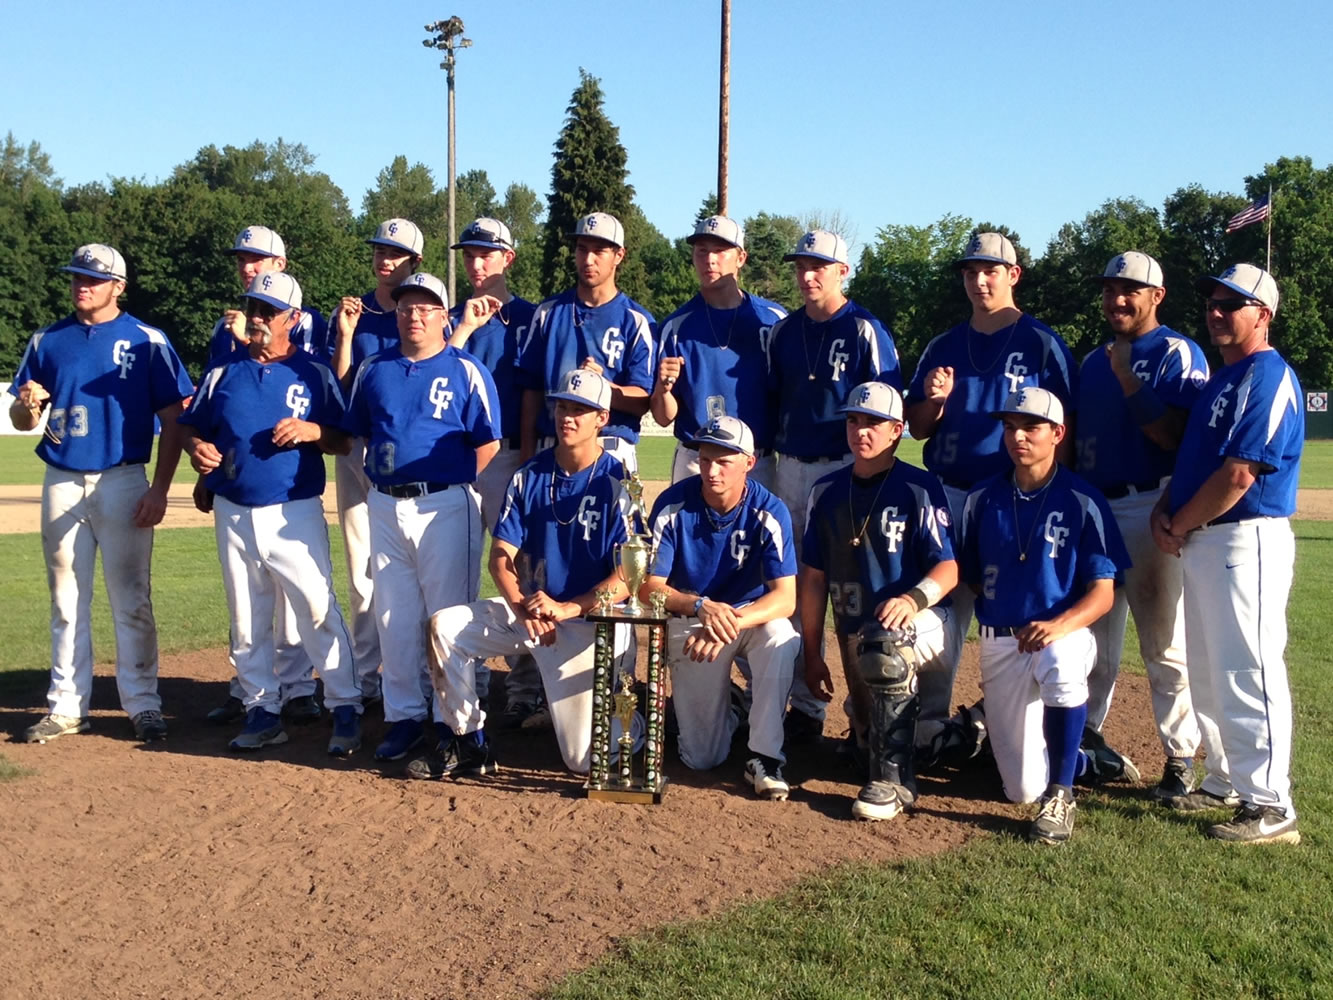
[10,213,1304,847]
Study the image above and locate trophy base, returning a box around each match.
[585,778,668,804]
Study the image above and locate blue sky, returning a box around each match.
[4,1,1331,259]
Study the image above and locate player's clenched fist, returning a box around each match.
[187,437,223,475]
[16,379,51,410]
[335,296,364,340]
[272,417,320,448]
[657,355,684,389]
[222,309,247,346]
[924,366,954,401]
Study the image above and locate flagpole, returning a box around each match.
[1266,183,1273,271]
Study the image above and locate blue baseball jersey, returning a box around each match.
[802,459,956,636]
[207,307,330,367]
[515,289,656,442]
[657,292,787,450]
[647,478,796,607]
[449,296,535,449]
[348,293,401,371]
[906,315,1077,487]
[343,345,501,487]
[1075,326,1209,490]
[493,449,630,603]
[14,312,194,472]
[960,467,1129,628]
[766,300,901,459]
[1167,350,1304,522]
[179,353,343,507]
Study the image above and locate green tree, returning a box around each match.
[497,182,545,302]
[541,69,635,294]
[360,156,442,234]
[740,211,803,311]
[617,205,694,320]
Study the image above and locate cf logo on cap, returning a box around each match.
[1115,257,1128,274]
[81,250,96,263]
[241,229,253,243]
[569,373,583,389]
[388,222,399,235]
[262,275,273,290]
[967,236,983,254]
[585,215,597,230]
[803,233,817,248]
[413,274,427,285]
[1221,266,1238,280]
[1015,389,1029,406]
[856,387,872,404]
[706,218,719,231]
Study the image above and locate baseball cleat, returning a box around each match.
[851,780,903,821]
[327,705,363,757]
[782,708,824,747]
[206,696,245,725]
[1164,788,1242,813]
[1207,804,1300,845]
[1029,784,1077,845]
[406,727,496,780]
[229,708,287,751]
[131,710,169,743]
[1150,757,1197,801]
[374,719,425,761]
[1076,728,1141,785]
[520,704,552,730]
[22,714,90,744]
[744,756,789,801]
[281,695,322,724]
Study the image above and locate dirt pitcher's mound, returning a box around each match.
[0,646,1162,1000]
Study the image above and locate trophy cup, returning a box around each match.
[612,672,638,787]
[614,470,655,617]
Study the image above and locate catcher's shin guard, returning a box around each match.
[857,622,921,806]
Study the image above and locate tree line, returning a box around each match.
[3,69,1331,390]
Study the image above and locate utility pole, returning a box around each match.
[423,17,471,305]
[718,0,731,216]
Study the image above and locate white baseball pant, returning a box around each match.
[368,484,483,725]
[224,593,317,705]
[1181,518,1295,816]
[924,483,976,730]
[838,606,953,747]
[776,452,853,722]
[979,626,1095,804]
[1087,486,1199,756]
[40,463,161,719]
[430,598,635,772]
[335,441,382,699]
[670,443,775,490]
[667,616,798,769]
[213,496,360,715]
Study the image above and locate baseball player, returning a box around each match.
[651,216,787,488]
[329,218,426,705]
[960,388,1129,844]
[202,225,324,726]
[643,416,800,800]
[800,382,958,821]
[1077,252,1209,798]
[904,232,1077,759]
[423,369,637,777]
[446,217,544,728]
[1151,264,1302,845]
[179,272,363,754]
[206,226,330,365]
[765,229,901,743]
[342,271,503,763]
[13,244,193,744]
[516,212,655,475]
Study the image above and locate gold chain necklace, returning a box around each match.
[849,468,893,547]
[965,318,1019,374]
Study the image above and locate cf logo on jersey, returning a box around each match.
[601,327,624,367]
[1003,352,1029,393]
[285,383,310,419]
[112,340,134,380]
[706,395,726,420]
[879,506,905,552]
[730,530,751,566]
[576,495,600,541]
[827,338,849,382]
[429,376,454,418]
[1208,384,1234,428]
[1044,511,1069,558]
[1132,359,1150,382]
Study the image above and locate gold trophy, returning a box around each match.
[614,470,654,617]
[612,672,638,787]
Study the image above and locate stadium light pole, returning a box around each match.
[718,0,730,216]
[423,17,472,306]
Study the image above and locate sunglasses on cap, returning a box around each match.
[1206,299,1262,314]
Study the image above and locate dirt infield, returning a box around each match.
[0,645,1163,1000]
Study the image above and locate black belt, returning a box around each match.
[1101,478,1166,500]
[781,453,846,464]
[939,475,974,491]
[979,625,1016,639]
[374,481,453,499]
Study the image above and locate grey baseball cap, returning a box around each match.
[569,212,625,248]
[1102,251,1164,288]
[452,217,514,251]
[687,215,745,250]
[1196,262,1280,314]
[244,272,302,311]
[693,415,756,457]
[368,218,425,257]
[62,244,127,282]
[990,387,1065,426]
[227,226,286,259]
[391,271,449,308]
[783,230,848,265]
[955,232,1018,268]
[547,368,611,411]
[840,381,904,422]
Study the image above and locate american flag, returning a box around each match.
[1225,194,1272,233]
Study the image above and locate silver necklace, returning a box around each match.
[966,317,1019,374]
[704,300,739,352]
[1012,470,1057,562]
[799,312,830,382]
[550,450,604,525]
[704,481,748,532]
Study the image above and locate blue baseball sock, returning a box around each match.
[1043,703,1088,789]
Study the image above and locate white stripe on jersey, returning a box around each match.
[1161,335,1199,386]
[315,362,345,408]
[1228,365,1256,447]
[136,324,168,346]
[1073,489,1110,549]
[14,331,43,376]
[960,489,983,545]
[458,354,496,425]
[626,308,655,367]
[908,482,943,548]
[1269,368,1299,446]
[198,365,225,403]
[522,301,554,355]
[805,477,836,541]
[754,507,787,562]
[1035,327,1071,388]
[855,317,881,375]
[649,500,686,549]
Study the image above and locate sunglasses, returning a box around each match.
[244,301,288,320]
[1206,298,1261,314]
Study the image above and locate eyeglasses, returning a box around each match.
[396,304,444,318]
[244,301,286,320]
[1206,299,1261,314]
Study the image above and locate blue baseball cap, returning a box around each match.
[548,369,612,411]
[783,230,848,265]
[62,244,127,282]
[244,272,302,311]
[452,217,514,251]
[368,218,425,257]
[227,226,286,259]
[991,387,1064,426]
[1196,263,1279,314]
[955,232,1017,268]
[569,212,625,248]
[391,271,449,308]
[841,382,903,422]
[694,415,756,457]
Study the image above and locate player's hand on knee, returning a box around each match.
[876,596,916,631]
[684,633,725,663]
[926,366,954,401]
[1015,620,1059,653]
[191,477,214,514]
[132,484,169,528]
[697,600,741,643]
[803,656,835,702]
